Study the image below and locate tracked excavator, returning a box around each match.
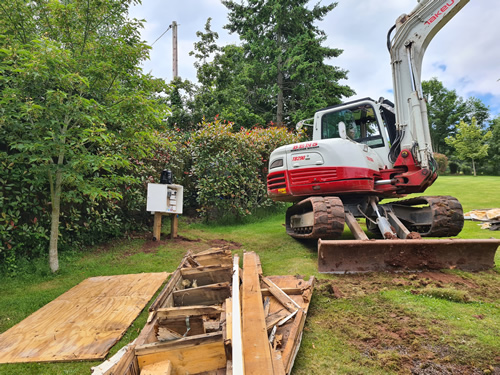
[267,0,499,273]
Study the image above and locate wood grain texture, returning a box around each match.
[242,252,274,374]
[0,273,168,363]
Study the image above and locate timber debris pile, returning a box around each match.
[92,248,315,374]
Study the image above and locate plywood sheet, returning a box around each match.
[0,273,168,363]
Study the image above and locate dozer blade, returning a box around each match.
[318,238,500,273]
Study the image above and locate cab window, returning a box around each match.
[321,104,385,148]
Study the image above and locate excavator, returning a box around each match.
[266,0,499,273]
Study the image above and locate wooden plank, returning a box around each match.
[270,343,286,375]
[91,339,136,375]
[281,308,306,374]
[136,332,223,356]
[170,214,178,239]
[231,255,244,375]
[173,282,231,306]
[180,265,233,285]
[141,359,172,375]
[137,341,226,374]
[156,326,182,342]
[0,273,168,364]
[149,254,191,313]
[156,305,223,319]
[261,277,301,313]
[157,316,205,337]
[266,310,289,331]
[153,212,163,241]
[242,252,274,374]
[193,249,233,266]
[224,297,232,359]
[261,287,304,296]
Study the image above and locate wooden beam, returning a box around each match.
[156,305,223,320]
[231,255,244,375]
[261,277,300,313]
[136,332,222,356]
[172,282,231,306]
[136,334,226,373]
[170,214,178,238]
[242,252,274,374]
[180,265,233,285]
[281,309,306,374]
[153,212,163,241]
[260,287,304,296]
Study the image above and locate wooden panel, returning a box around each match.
[136,332,226,374]
[0,273,168,363]
[180,265,233,286]
[173,282,231,306]
[241,252,274,374]
[141,359,173,375]
[138,341,225,374]
[156,306,223,320]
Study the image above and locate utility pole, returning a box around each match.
[172,21,178,79]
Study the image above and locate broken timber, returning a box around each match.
[92,248,314,375]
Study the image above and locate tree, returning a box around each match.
[0,0,169,272]
[422,78,489,154]
[186,18,263,128]
[484,116,500,175]
[445,118,492,176]
[222,0,354,127]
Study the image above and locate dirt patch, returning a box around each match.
[416,272,478,288]
[208,239,242,250]
[313,274,499,374]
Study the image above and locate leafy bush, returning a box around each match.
[433,153,448,174]
[187,118,300,221]
[462,165,472,175]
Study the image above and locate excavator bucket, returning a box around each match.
[318,238,500,273]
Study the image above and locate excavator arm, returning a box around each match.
[389,0,470,168]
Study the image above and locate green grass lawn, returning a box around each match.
[0,175,499,374]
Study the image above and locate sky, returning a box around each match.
[129,0,500,118]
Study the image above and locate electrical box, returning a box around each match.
[147,183,183,214]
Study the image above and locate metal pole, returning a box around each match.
[172,21,178,79]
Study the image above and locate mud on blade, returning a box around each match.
[318,239,500,273]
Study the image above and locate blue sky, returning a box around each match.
[130,0,500,119]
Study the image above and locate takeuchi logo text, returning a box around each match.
[291,142,318,151]
[425,0,455,25]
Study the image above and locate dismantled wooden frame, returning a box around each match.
[92,248,314,375]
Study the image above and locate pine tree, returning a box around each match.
[222,0,354,126]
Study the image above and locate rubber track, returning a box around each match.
[286,196,345,240]
[389,195,464,237]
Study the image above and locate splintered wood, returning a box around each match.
[92,249,314,375]
[0,273,168,364]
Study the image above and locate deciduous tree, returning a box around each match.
[0,0,169,272]
[422,78,489,154]
[445,118,492,176]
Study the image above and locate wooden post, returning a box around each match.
[153,212,163,241]
[171,214,178,238]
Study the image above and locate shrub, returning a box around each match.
[187,118,300,221]
[462,165,472,175]
[449,161,460,174]
[433,153,448,174]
